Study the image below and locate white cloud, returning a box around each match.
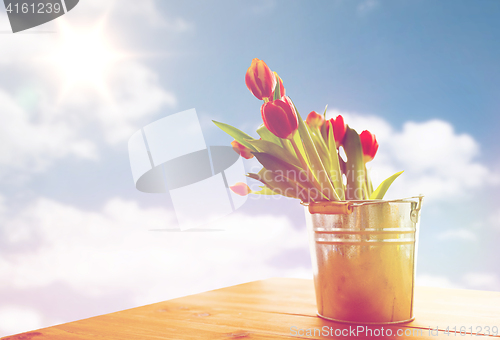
[488,211,500,231]
[0,58,176,177]
[416,272,500,291]
[0,1,182,178]
[389,120,491,197]
[0,197,310,307]
[54,60,176,144]
[416,274,462,289]
[0,306,43,336]
[437,229,477,241]
[0,15,53,65]
[328,110,495,201]
[0,89,97,177]
[462,272,500,291]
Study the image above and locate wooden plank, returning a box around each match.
[112,298,458,339]
[177,278,500,334]
[412,286,500,336]
[0,302,462,340]
[2,278,499,340]
[162,278,500,336]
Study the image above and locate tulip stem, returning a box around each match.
[364,164,373,198]
[362,177,369,200]
[281,139,295,157]
[290,137,327,200]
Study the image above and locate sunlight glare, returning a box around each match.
[50,20,125,98]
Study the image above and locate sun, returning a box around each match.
[48,19,125,98]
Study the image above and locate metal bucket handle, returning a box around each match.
[306,201,353,215]
[305,196,424,220]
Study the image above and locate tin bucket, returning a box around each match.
[304,196,423,324]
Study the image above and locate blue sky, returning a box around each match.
[154,0,500,149]
[0,0,499,336]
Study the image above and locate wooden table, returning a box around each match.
[2,278,499,339]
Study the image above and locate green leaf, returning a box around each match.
[343,126,366,200]
[307,124,330,170]
[320,105,328,140]
[279,139,293,158]
[272,75,281,101]
[365,164,374,197]
[369,171,404,200]
[339,157,346,174]
[328,127,345,200]
[292,101,339,201]
[252,153,326,202]
[246,139,301,168]
[291,129,307,162]
[213,120,257,151]
[252,186,279,196]
[252,152,315,190]
[257,124,281,146]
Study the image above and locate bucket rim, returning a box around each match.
[303,196,424,215]
[301,195,424,206]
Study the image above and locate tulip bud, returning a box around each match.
[360,130,379,163]
[270,71,285,100]
[260,96,298,140]
[245,58,277,101]
[231,140,254,159]
[326,115,347,147]
[230,182,252,196]
[306,111,324,129]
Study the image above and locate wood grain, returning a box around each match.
[2,278,499,339]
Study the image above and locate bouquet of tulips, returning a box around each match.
[214,58,403,202]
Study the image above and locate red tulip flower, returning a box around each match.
[245,58,277,101]
[230,182,252,196]
[231,140,254,159]
[306,111,324,129]
[261,96,298,140]
[326,115,347,147]
[270,71,285,99]
[360,130,379,163]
